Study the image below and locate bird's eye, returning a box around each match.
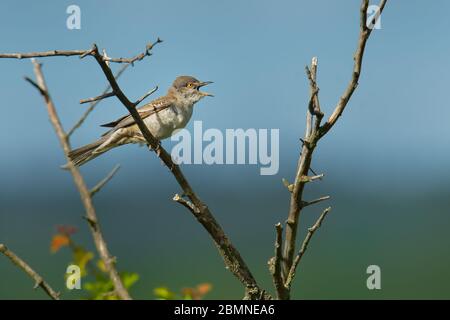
[187,82,194,88]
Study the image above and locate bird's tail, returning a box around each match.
[66,137,108,168]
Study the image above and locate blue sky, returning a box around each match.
[1,0,449,188]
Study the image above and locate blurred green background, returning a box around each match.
[1,0,450,299]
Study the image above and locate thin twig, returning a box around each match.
[0,38,163,64]
[26,59,131,300]
[301,195,330,208]
[80,91,115,104]
[0,244,60,300]
[134,86,158,106]
[0,49,92,59]
[285,207,331,289]
[90,165,121,197]
[103,38,163,65]
[68,64,129,137]
[318,0,388,138]
[79,84,157,106]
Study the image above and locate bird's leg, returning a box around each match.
[147,140,162,156]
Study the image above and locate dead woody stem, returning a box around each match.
[271,0,388,300]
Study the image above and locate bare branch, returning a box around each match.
[301,195,330,208]
[134,86,158,106]
[319,0,388,138]
[173,194,200,214]
[0,49,92,59]
[11,41,159,138]
[90,165,121,197]
[103,38,163,65]
[285,207,331,289]
[79,72,158,107]
[69,40,159,136]
[80,91,115,104]
[26,59,131,300]
[0,244,60,300]
[281,0,388,292]
[89,45,267,300]
[0,37,163,64]
[268,223,288,299]
[68,64,129,137]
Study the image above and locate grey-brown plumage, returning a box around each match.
[67,76,213,167]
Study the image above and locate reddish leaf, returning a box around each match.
[50,234,70,253]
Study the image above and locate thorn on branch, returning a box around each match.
[24,76,46,96]
[33,279,43,289]
[90,164,121,197]
[101,38,163,65]
[102,49,110,67]
[301,195,330,208]
[299,137,316,150]
[82,216,98,230]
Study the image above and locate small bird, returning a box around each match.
[68,75,213,167]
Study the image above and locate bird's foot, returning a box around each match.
[148,140,162,155]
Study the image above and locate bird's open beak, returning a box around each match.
[197,81,214,97]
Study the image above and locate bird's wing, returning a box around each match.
[100,96,174,131]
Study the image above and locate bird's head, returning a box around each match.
[170,75,213,104]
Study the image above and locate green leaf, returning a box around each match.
[121,272,139,289]
[72,246,94,277]
[154,287,176,300]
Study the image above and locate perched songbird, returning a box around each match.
[68,75,213,166]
